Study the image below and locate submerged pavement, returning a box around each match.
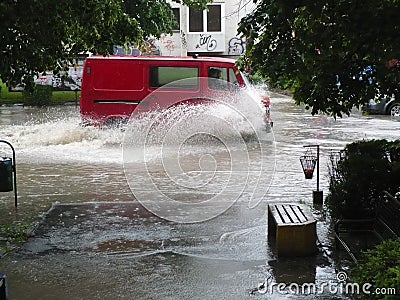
[1,201,350,299]
[3,94,396,298]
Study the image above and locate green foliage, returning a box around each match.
[23,85,53,106]
[326,139,400,219]
[0,223,32,243]
[351,238,400,300]
[0,0,209,89]
[124,1,177,37]
[0,0,136,88]
[238,1,400,117]
[246,70,267,85]
[0,80,79,105]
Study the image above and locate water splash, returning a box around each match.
[123,78,275,223]
[0,84,272,166]
[0,106,124,164]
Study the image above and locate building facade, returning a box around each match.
[153,0,255,58]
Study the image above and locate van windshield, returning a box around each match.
[240,71,251,88]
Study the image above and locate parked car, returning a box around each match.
[363,94,400,116]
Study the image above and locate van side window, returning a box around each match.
[150,66,198,89]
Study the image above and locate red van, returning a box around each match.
[80,55,271,127]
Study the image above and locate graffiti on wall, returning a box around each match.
[195,34,217,51]
[180,30,187,49]
[159,34,176,55]
[113,39,161,56]
[228,37,246,55]
[163,39,176,54]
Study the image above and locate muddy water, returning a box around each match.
[1,97,400,299]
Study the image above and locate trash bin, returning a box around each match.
[0,157,13,192]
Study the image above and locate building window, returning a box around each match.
[207,5,221,32]
[188,4,222,33]
[189,8,203,32]
[172,8,180,31]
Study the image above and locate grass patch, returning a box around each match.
[0,223,32,243]
[0,81,79,105]
[0,221,36,255]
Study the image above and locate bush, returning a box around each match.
[351,238,400,300]
[23,84,53,106]
[326,139,400,219]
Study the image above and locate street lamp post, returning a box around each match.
[300,145,323,204]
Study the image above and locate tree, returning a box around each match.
[238,0,400,117]
[0,0,208,89]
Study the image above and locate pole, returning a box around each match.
[303,144,323,204]
[316,145,320,192]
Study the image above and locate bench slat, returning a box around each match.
[290,205,308,223]
[282,205,301,223]
[270,204,310,224]
[275,205,293,224]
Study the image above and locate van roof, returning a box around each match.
[87,55,237,64]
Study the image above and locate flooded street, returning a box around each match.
[1,94,400,299]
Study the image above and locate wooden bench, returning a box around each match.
[268,203,317,256]
[334,191,400,263]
